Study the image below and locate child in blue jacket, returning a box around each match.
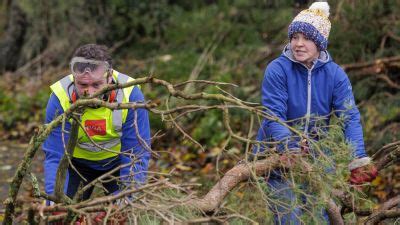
[255,2,377,224]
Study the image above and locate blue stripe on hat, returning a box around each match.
[288,21,328,50]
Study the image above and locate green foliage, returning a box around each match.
[6,0,398,148]
[12,0,174,67]
[0,1,399,221]
[191,110,227,147]
[361,93,400,150]
[224,182,275,224]
[136,214,161,225]
[121,2,293,148]
[253,119,375,224]
[329,0,400,62]
[0,88,49,129]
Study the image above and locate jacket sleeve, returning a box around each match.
[254,62,298,154]
[332,67,367,158]
[42,93,70,195]
[120,86,151,186]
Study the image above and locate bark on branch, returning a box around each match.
[188,155,280,212]
[187,142,399,224]
[4,75,400,224]
[342,55,400,72]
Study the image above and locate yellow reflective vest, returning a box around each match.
[50,70,137,160]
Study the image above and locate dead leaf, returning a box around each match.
[176,164,192,171]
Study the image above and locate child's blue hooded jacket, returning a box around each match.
[255,45,367,158]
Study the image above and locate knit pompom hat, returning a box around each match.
[288,1,331,50]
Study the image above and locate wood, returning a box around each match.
[188,143,400,223]
[3,76,400,224]
[0,1,27,71]
[54,116,79,202]
[326,199,344,225]
[188,155,280,212]
[342,55,400,74]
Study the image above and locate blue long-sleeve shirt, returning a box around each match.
[255,45,367,159]
[42,85,151,195]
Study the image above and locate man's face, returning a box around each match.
[74,71,109,97]
[290,33,319,67]
[71,58,111,96]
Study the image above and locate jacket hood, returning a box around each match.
[282,44,331,69]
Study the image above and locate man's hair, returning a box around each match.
[72,44,112,67]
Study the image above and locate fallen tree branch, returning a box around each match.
[377,74,400,89]
[6,74,400,224]
[342,55,400,72]
[186,140,399,223]
[3,115,67,224]
[374,144,400,170]
[54,115,80,203]
[326,199,344,225]
[365,208,400,225]
[187,155,279,212]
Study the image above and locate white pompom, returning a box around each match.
[309,1,330,17]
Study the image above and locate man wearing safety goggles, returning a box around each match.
[69,56,112,99]
[42,44,150,223]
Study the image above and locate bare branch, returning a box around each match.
[187,155,281,212]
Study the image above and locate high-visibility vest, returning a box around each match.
[50,70,137,160]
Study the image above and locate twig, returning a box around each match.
[183,29,229,93]
[365,208,400,225]
[342,55,400,71]
[109,31,136,54]
[174,80,238,88]
[377,74,400,89]
[165,96,205,151]
[75,162,134,199]
[4,118,65,224]
[54,115,80,203]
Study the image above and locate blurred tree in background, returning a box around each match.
[0,0,399,222]
[1,0,397,149]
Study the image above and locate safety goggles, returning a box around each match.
[70,57,111,77]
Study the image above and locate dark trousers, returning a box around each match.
[66,159,120,200]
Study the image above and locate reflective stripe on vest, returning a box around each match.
[112,72,131,135]
[113,86,124,136]
[77,138,121,152]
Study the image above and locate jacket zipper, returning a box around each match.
[282,45,321,135]
[304,68,312,134]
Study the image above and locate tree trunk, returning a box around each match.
[0,1,27,72]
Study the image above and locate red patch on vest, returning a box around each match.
[84,120,106,136]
